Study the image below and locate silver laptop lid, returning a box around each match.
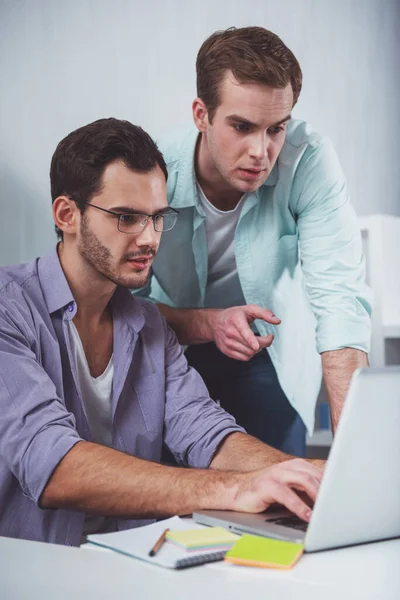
[304,367,400,552]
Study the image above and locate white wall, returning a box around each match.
[1,0,399,265]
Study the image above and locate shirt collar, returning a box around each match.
[110,287,145,333]
[38,246,74,314]
[171,128,279,209]
[38,246,145,332]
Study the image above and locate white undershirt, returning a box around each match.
[69,321,114,447]
[69,321,114,537]
[197,183,247,308]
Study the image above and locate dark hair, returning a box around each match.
[50,118,168,239]
[196,26,302,122]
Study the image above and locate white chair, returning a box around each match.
[359,214,400,367]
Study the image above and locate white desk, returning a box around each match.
[1,531,399,600]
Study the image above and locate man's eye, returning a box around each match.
[120,214,137,223]
[233,123,250,133]
[268,126,285,135]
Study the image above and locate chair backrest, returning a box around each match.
[359,214,400,367]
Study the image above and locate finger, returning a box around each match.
[224,339,259,358]
[278,472,320,504]
[244,305,281,324]
[217,320,260,353]
[256,334,274,349]
[231,317,260,352]
[271,484,313,522]
[278,468,323,492]
[223,348,256,362]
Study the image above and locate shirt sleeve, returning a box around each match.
[292,138,373,354]
[0,294,82,505]
[161,320,245,468]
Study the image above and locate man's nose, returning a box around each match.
[248,133,269,161]
[134,217,160,248]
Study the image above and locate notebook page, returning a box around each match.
[88,516,217,569]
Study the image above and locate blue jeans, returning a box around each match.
[185,342,306,457]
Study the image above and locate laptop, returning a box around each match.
[193,367,400,552]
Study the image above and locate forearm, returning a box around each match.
[210,432,291,471]
[211,432,325,471]
[157,303,220,345]
[39,439,325,524]
[39,441,240,517]
[322,347,369,432]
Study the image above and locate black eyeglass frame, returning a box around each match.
[69,199,179,234]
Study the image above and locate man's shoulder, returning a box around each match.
[0,259,39,296]
[0,260,42,334]
[156,127,198,206]
[157,127,198,167]
[276,119,340,185]
[284,119,329,152]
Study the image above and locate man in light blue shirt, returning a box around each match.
[135,27,372,454]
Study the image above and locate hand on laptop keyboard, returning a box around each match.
[231,458,324,523]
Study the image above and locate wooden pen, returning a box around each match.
[149,528,170,557]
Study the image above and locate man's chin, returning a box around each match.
[127,273,151,290]
[125,277,149,290]
[232,174,268,193]
[234,180,263,194]
[108,269,150,290]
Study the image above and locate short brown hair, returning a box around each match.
[196,26,302,122]
[50,118,167,239]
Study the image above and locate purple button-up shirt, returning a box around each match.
[0,248,244,546]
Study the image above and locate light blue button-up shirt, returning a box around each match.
[135,120,373,434]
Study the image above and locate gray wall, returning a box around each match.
[1,0,399,265]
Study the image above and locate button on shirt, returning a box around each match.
[135,120,373,434]
[0,248,244,546]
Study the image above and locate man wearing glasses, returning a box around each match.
[0,117,323,546]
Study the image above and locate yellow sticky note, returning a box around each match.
[166,527,240,549]
[225,534,304,569]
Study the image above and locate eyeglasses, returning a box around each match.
[71,200,179,234]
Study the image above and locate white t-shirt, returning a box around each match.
[197,183,247,309]
[69,321,113,447]
[69,321,114,537]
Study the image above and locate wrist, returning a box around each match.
[199,308,221,343]
[203,471,244,512]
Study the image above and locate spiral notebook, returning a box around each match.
[87,516,228,569]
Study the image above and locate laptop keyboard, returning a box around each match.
[267,516,309,532]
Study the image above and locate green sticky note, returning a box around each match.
[225,534,304,569]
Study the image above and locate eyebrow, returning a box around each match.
[226,114,292,127]
[109,206,170,215]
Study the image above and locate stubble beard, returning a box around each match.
[78,216,152,290]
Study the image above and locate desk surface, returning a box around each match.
[1,531,399,600]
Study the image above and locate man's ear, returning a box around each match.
[53,196,79,237]
[192,97,209,133]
